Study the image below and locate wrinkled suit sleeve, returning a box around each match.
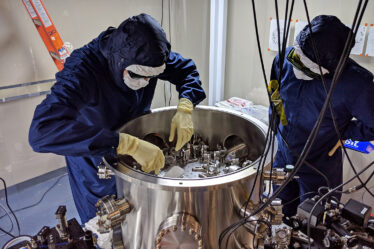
[342,78,374,141]
[28,67,119,157]
[158,51,206,105]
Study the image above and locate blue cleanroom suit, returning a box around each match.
[270,15,374,217]
[28,14,206,223]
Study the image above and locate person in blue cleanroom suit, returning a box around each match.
[28,13,206,224]
[268,15,374,218]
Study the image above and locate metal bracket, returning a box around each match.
[97,162,115,179]
[55,206,68,240]
[112,226,125,249]
[96,195,131,233]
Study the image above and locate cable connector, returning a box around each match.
[345,186,357,193]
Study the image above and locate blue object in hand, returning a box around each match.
[344,139,374,154]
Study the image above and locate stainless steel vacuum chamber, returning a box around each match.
[104,106,275,249]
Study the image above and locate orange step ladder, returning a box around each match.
[22,0,69,71]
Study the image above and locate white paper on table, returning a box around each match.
[293,21,308,43]
[365,25,374,57]
[350,25,367,55]
[269,19,290,51]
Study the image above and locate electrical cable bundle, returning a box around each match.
[219,0,373,248]
[302,0,371,248]
[0,177,20,239]
[219,0,295,246]
[0,203,14,238]
[219,1,296,247]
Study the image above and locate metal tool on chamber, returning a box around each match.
[138,133,253,178]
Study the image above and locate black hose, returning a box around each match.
[0,177,20,237]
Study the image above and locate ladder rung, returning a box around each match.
[49,52,62,62]
[33,18,42,26]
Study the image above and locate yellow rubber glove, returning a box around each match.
[169,98,194,151]
[117,133,165,174]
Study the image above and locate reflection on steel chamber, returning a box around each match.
[104,106,276,249]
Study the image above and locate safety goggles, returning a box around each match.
[287,48,321,79]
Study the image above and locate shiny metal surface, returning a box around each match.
[105,106,276,249]
[155,213,202,249]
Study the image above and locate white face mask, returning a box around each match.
[292,42,329,81]
[293,67,313,80]
[122,63,166,90]
[123,73,149,90]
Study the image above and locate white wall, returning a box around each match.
[152,0,210,107]
[225,0,374,105]
[0,0,209,188]
[225,0,374,205]
[341,151,374,207]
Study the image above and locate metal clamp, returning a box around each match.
[96,195,131,233]
[271,224,292,249]
[97,162,115,179]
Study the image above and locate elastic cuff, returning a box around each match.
[117,133,139,156]
[177,98,193,113]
